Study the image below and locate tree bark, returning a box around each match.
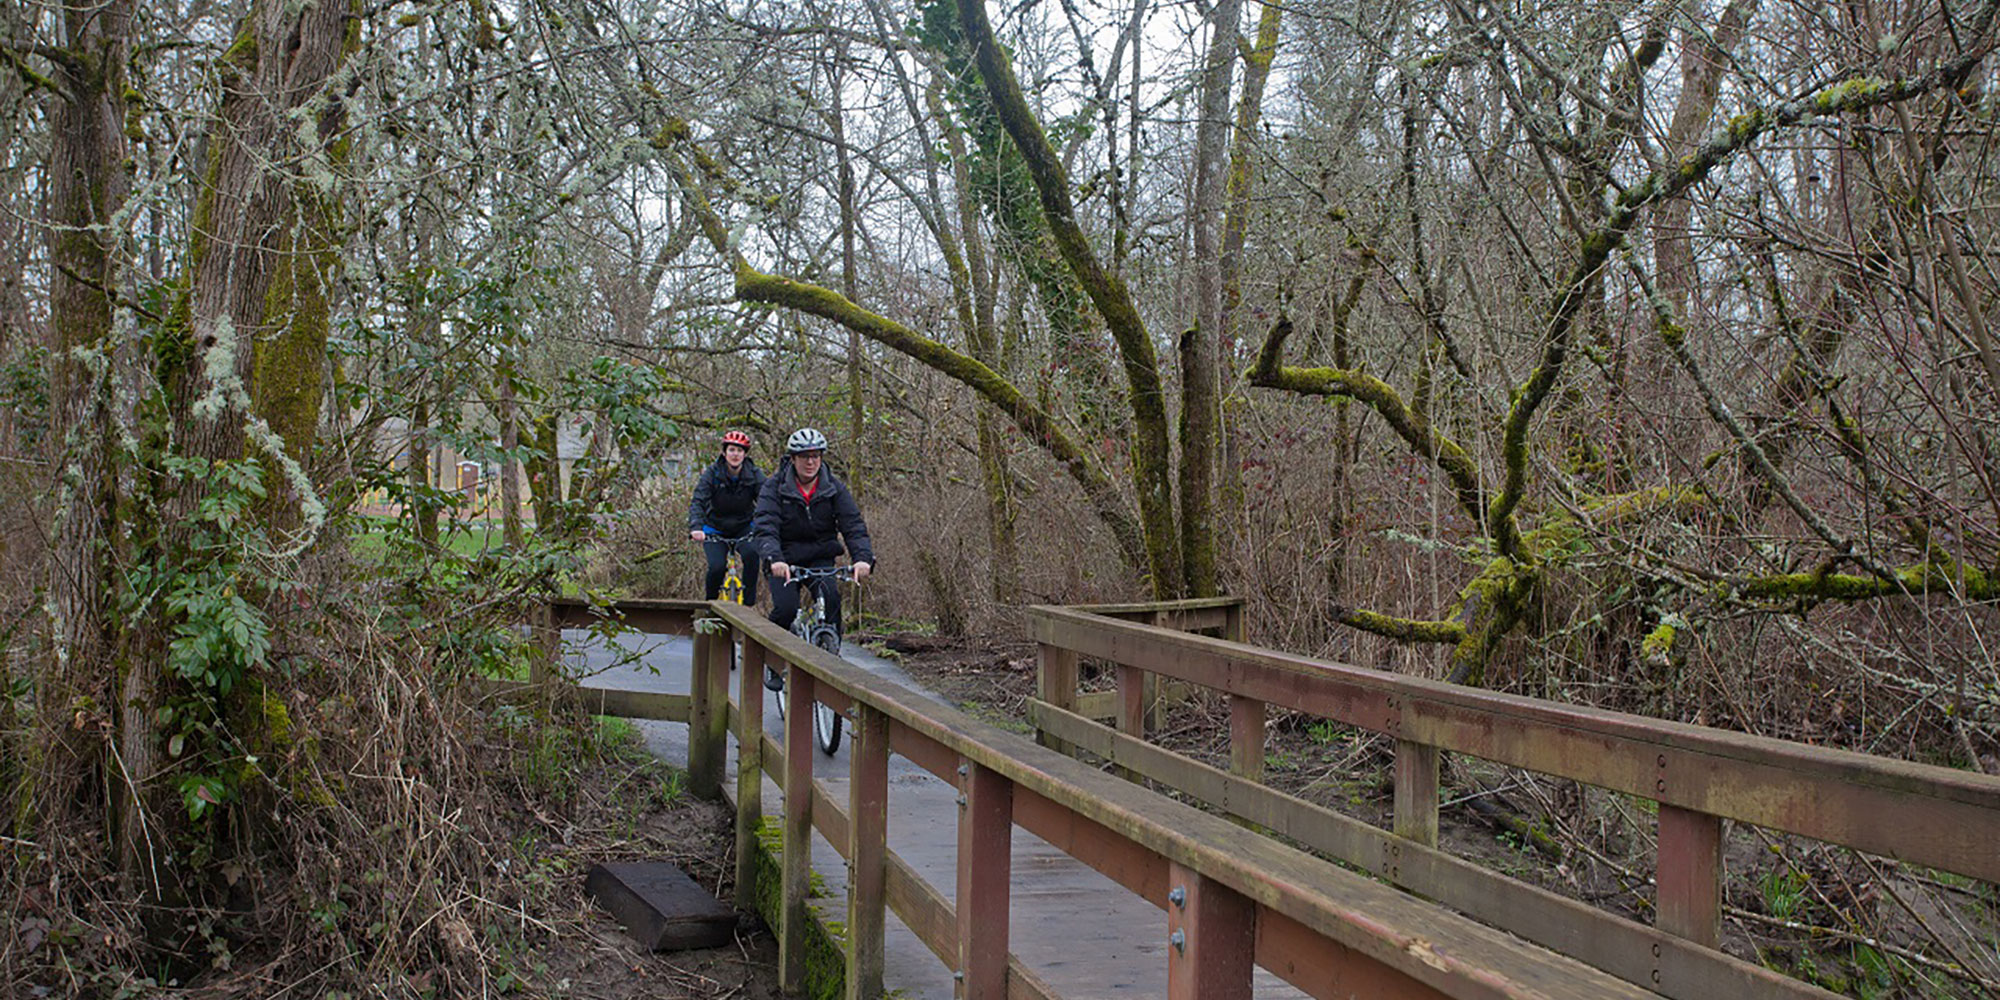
[174,0,355,470]
[1216,1,1282,527]
[44,0,137,870]
[1651,0,1758,315]
[953,0,1182,596]
[1180,0,1244,598]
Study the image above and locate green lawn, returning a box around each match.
[350,519,509,561]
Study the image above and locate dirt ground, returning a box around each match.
[498,776,786,1000]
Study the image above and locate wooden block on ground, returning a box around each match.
[585,862,736,951]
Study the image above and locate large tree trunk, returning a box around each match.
[1216,0,1282,529]
[1651,0,1757,315]
[133,0,354,888]
[251,1,360,532]
[175,0,355,469]
[45,0,136,866]
[954,0,1182,596]
[1180,0,1244,598]
[936,83,1023,604]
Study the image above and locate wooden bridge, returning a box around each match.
[521,595,2000,999]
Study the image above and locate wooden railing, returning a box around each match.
[1025,600,2000,1000]
[527,595,1998,998]
[685,600,1672,1000]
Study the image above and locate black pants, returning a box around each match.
[702,537,761,604]
[768,563,841,638]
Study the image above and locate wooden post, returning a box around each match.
[1116,663,1146,784]
[1657,804,1723,948]
[847,705,890,1000]
[1227,695,1265,784]
[1117,663,1147,739]
[1165,861,1254,1000]
[780,665,816,992]
[705,624,732,790]
[957,760,1013,1000]
[533,602,559,684]
[1393,739,1439,847]
[1035,642,1079,754]
[688,627,720,799]
[1222,599,1245,643]
[735,638,766,909]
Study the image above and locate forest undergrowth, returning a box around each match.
[2,525,775,999]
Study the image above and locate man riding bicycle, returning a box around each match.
[753,428,874,688]
[688,429,766,604]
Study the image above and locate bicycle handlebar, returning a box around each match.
[786,565,855,581]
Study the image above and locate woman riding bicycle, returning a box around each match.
[688,429,766,604]
[752,428,874,687]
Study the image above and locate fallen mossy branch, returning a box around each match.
[1726,561,1998,604]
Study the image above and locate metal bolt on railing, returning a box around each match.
[1169,929,1186,954]
[1168,886,1186,908]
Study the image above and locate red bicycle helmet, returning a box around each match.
[721,430,752,450]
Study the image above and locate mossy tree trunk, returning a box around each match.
[1215,1,1283,529]
[954,0,1182,596]
[42,0,135,856]
[119,0,354,897]
[934,83,1023,604]
[1178,0,1244,599]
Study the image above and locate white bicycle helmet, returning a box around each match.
[786,427,829,454]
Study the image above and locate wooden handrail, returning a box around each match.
[1025,602,2000,998]
[1025,604,2000,883]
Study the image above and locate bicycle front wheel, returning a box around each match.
[812,629,843,756]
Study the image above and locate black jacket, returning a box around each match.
[752,459,875,567]
[687,456,765,537]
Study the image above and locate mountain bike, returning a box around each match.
[769,565,852,756]
[710,532,751,606]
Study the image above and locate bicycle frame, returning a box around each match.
[709,534,752,605]
[779,565,851,756]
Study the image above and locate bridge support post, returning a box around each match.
[847,705,890,1000]
[689,627,722,799]
[1228,695,1265,783]
[1166,862,1254,1000]
[957,760,1013,1000]
[735,638,766,910]
[1393,740,1439,847]
[780,666,816,992]
[1036,643,1079,756]
[1656,804,1723,948]
[1116,664,1150,784]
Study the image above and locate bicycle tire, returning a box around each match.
[812,628,843,755]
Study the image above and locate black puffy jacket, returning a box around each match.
[687,456,765,537]
[752,459,875,567]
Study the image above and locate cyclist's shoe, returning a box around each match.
[765,666,784,692]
